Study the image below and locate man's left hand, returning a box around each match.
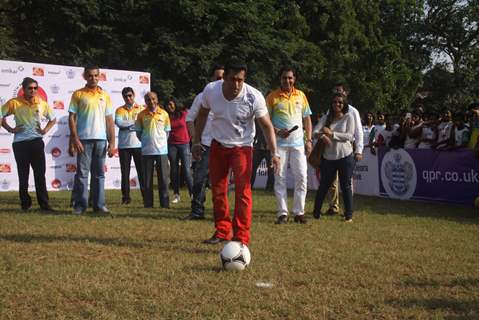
[107,144,115,157]
[305,141,313,157]
[270,155,281,175]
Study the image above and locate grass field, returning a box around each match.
[0,189,478,319]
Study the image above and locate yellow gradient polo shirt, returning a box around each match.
[1,96,56,143]
[135,107,170,155]
[68,86,113,140]
[266,87,312,147]
[115,103,144,149]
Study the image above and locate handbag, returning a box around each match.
[307,139,324,168]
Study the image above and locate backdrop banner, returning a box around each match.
[0,59,150,191]
[378,147,479,206]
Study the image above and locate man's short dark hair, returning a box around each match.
[21,77,38,89]
[224,60,247,77]
[468,102,479,111]
[122,87,134,97]
[334,82,349,93]
[279,66,296,78]
[210,63,225,77]
[83,65,100,74]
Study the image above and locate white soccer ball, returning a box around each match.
[220,241,251,271]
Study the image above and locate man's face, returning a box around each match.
[443,110,451,121]
[123,91,135,106]
[334,85,347,97]
[377,114,385,124]
[84,69,99,88]
[23,82,38,99]
[144,93,158,110]
[211,69,224,82]
[280,71,295,92]
[223,70,245,97]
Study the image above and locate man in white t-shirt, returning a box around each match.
[192,61,280,245]
[325,83,363,215]
[182,64,224,220]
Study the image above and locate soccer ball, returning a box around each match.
[220,241,251,271]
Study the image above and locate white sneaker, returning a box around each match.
[172,194,180,204]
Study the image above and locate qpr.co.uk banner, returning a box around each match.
[378,148,479,206]
[0,59,150,192]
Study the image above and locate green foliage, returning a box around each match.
[1,0,476,116]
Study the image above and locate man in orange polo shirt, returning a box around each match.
[69,66,115,215]
[1,77,56,211]
[267,66,313,224]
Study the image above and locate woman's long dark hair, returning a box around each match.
[325,92,349,127]
[164,97,182,119]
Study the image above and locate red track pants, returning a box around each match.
[209,140,253,245]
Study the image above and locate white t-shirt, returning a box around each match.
[186,92,214,146]
[314,113,355,160]
[437,121,453,144]
[201,80,268,147]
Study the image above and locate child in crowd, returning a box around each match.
[369,111,386,147]
[402,111,423,149]
[435,109,453,150]
[370,114,399,154]
[417,112,438,149]
[363,111,374,148]
[447,111,470,150]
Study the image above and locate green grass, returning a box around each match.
[0,189,478,319]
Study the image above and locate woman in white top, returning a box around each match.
[312,93,355,222]
[362,111,375,148]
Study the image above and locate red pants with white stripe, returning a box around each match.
[209,140,253,245]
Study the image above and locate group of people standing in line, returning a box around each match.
[7,59,432,246]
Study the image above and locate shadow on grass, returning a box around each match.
[352,195,479,225]
[0,233,218,255]
[387,297,479,319]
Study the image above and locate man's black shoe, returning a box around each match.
[275,215,288,224]
[181,214,205,221]
[40,205,56,212]
[122,199,131,205]
[203,235,226,244]
[294,215,307,224]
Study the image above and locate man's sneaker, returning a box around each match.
[172,194,180,204]
[181,213,205,221]
[73,207,85,215]
[313,211,322,219]
[294,215,307,224]
[203,235,226,244]
[345,218,353,223]
[93,206,111,214]
[275,215,288,224]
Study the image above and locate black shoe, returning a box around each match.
[313,211,322,219]
[21,206,30,212]
[294,215,307,224]
[181,214,205,220]
[275,215,288,224]
[40,205,55,212]
[203,235,226,244]
[122,199,131,205]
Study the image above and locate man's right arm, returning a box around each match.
[191,107,210,160]
[68,112,84,153]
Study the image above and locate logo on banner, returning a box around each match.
[50,84,60,94]
[381,149,417,200]
[139,75,149,84]
[66,69,76,79]
[130,178,137,187]
[53,100,64,109]
[47,70,61,75]
[51,179,61,189]
[1,179,10,190]
[99,72,107,81]
[0,164,12,173]
[32,67,45,76]
[51,147,61,158]
[66,163,77,172]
